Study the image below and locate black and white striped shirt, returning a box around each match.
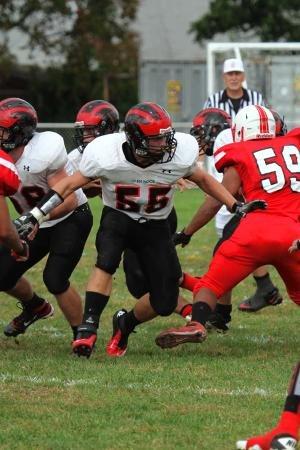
[203,88,266,119]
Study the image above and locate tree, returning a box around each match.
[190,0,300,43]
[0,0,139,120]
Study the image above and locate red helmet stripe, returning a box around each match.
[255,105,269,134]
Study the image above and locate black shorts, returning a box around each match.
[0,203,93,294]
[95,206,181,315]
[123,207,178,299]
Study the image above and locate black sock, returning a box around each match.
[215,303,232,322]
[254,273,275,292]
[120,310,141,335]
[82,291,109,328]
[284,395,300,413]
[71,326,78,341]
[22,293,45,311]
[192,302,212,325]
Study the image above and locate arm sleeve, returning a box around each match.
[214,144,239,173]
[46,134,68,175]
[0,163,20,196]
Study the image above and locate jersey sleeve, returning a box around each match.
[181,135,200,177]
[214,143,240,173]
[44,132,68,175]
[213,128,234,153]
[79,139,103,179]
[0,154,20,196]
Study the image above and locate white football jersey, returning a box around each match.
[207,128,234,233]
[79,132,199,220]
[11,132,87,228]
[68,147,82,171]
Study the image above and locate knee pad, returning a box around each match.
[126,274,148,299]
[95,258,118,275]
[150,285,179,316]
[43,271,70,295]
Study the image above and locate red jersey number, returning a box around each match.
[115,185,171,213]
[253,145,300,193]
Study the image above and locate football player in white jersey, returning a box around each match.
[69,99,120,198]
[69,100,193,324]
[0,98,93,341]
[15,102,257,358]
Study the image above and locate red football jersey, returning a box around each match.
[214,130,300,220]
[0,149,20,196]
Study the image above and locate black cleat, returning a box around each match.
[72,324,97,358]
[4,300,54,337]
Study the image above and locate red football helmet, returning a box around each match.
[270,109,287,136]
[190,108,232,156]
[74,100,119,153]
[124,102,177,164]
[0,98,37,152]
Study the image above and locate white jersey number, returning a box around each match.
[253,145,300,193]
[115,185,171,213]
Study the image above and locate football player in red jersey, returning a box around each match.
[0,98,93,341]
[14,102,261,358]
[156,104,300,349]
[0,147,28,259]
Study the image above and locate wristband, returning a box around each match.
[36,189,64,216]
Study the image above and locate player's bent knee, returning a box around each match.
[150,289,178,316]
[43,272,70,295]
[153,303,175,316]
[95,261,117,275]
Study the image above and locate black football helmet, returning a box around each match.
[190,108,232,156]
[124,102,177,164]
[270,109,287,136]
[0,98,37,152]
[74,100,119,153]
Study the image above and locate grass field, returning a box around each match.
[0,190,299,450]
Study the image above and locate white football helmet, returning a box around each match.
[233,105,276,142]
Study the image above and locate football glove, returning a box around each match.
[173,229,192,248]
[231,200,267,218]
[14,213,39,240]
[11,240,29,262]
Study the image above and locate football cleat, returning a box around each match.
[72,324,97,358]
[205,311,230,333]
[236,434,298,450]
[4,300,54,337]
[155,321,207,349]
[238,287,283,312]
[106,309,129,357]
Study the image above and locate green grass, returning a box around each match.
[0,190,299,450]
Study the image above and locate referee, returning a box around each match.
[203,58,266,119]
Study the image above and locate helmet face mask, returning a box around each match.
[233,105,276,142]
[271,109,287,136]
[0,98,37,152]
[190,108,231,156]
[74,100,119,153]
[125,103,177,164]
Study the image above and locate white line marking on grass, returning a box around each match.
[0,373,282,396]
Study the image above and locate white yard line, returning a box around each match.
[0,372,283,396]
